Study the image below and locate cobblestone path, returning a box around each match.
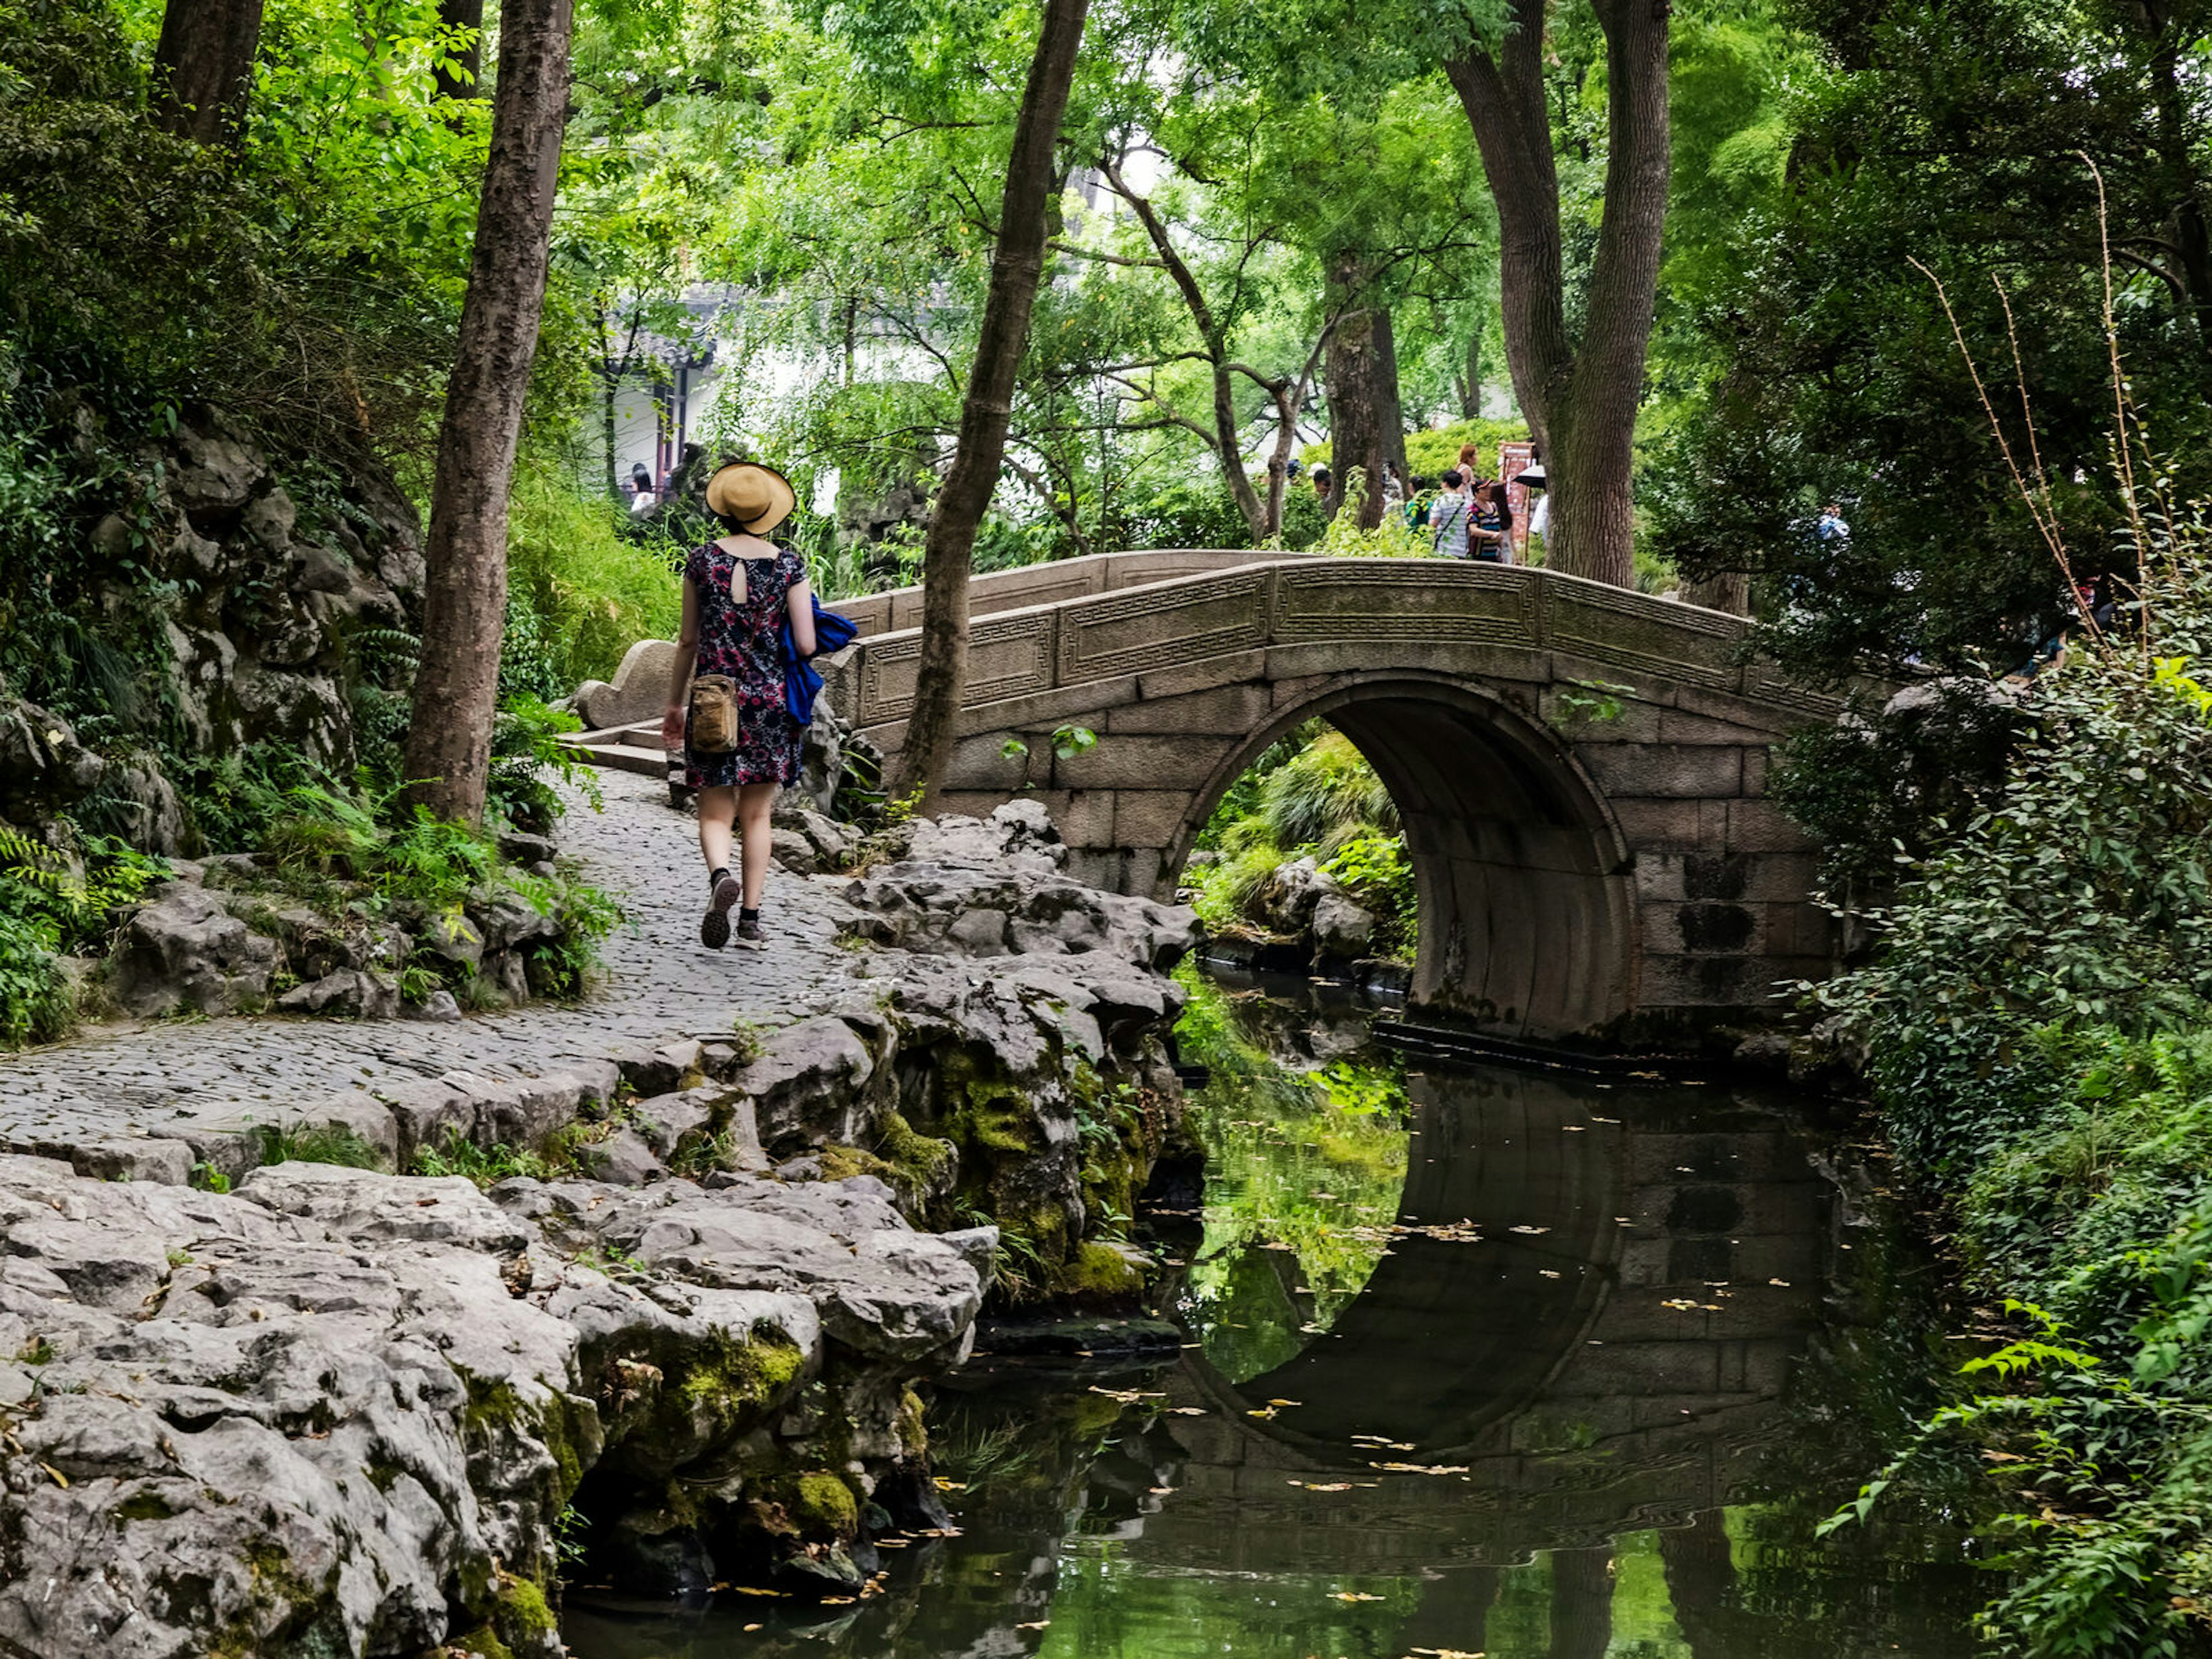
[0,770,855,1161]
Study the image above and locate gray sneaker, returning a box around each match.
[734,913,764,950]
[701,874,741,949]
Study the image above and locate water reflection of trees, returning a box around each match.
[566,979,1987,1659]
[1174,970,1412,1379]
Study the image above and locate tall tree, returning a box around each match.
[890,0,1092,803]
[1324,256,1408,527]
[1446,0,1671,587]
[151,0,265,146]
[404,0,577,824]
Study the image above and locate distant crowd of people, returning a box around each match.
[1301,443,1547,562]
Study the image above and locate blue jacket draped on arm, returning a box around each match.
[780,598,858,726]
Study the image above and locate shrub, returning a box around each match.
[1257,731,1397,855]
[1322,834,1417,959]
[0,824,168,1047]
[503,454,682,692]
[1815,508,2212,1648]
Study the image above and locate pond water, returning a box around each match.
[567,971,1988,1658]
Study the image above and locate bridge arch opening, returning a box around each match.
[1174,676,1636,1041]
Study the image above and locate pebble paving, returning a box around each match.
[0,770,859,1157]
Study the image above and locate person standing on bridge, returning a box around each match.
[1429,469,1472,556]
[661,463,817,950]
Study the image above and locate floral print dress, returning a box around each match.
[683,538,807,790]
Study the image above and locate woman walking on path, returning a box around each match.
[661,463,817,950]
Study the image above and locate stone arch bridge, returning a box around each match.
[826,550,1847,1046]
[573,550,1852,1046]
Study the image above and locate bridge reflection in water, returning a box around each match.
[1118,1059,1846,1655]
[564,993,1981,1659]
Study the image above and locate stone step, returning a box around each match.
[562,739,670,778]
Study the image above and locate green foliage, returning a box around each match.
[1815,515,2212,1646]
[1320,834,1416,957]
[0,824,169,1047]
[1550,679,1637,729]
[487,696,604,835]
[502,454,681,692]
[1385,418,1532,480]
[1255,730,1397,854]
[1185,726,1413,960]
[1188,844,1286,937]
[411,1127,556,1186]
[252,1121,385,1171]
[253,782,620,1003]
[1646,0,2212,683]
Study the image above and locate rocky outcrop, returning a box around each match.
[3,410,423,857]
[0,1154,987,1658]
[819,802,1201,1303]
[844,801,1192,971]
[100,846,594,1024]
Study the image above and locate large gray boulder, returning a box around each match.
[108,887,280,1018]
[0,1150,989,1658]
[843,802,1198,974]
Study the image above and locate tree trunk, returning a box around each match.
[1547,1548,1615,1659]
[433,0,487,104]
[151,0,265,146]
[403,0,575,826]
[1681,570,1748,613]
[1446,0,1669,588]
[1324,262,1407,529]
[1659,1510,1745,1658]
[889,0,1090,804]
[1456,326,1483,419]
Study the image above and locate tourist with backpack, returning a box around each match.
[661,462,817,951]
[1429,470,1472,557]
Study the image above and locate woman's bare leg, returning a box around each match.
[736,782,778,910]
[696,786,738,874]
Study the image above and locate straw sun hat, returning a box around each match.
[704,461,797,536]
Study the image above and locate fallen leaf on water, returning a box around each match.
[730,1586,787,1597]
[743,1625,763,1633]
[1332,1590,1385,1602]
[1088,1386,1164,1403]
[1288,1480,1377,1491]
[1169,1407,1206,1416]
[1267,1398,1303,1408]
[821,1596,855,1605]
[1149,1486,1175,1494]
[1016,1620,1051,1630]
[1406,1649,1486,1657]
[933,1478,966,1491]
[1662,1298,1701,1310]
[1507,1225,1550,1236]
[1352,1435,1415,1450]
[1562,1125,1586,1132]
[1248,1406,1280,1420]
[1769,1277,1792,1287]
[1590,1115,1620,1124]
[1537,1269,1562,1279]
[1370,1460,1470,1475]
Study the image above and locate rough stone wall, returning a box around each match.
[5,408,424,853]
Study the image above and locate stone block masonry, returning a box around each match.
[813,552,1873,1049]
